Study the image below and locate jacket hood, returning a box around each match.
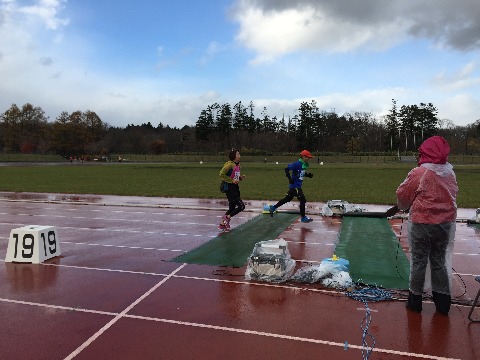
[418,136,450,165]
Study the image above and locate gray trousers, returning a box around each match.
[408,222,455,295]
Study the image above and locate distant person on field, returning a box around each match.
[396,136,458,315]
[269,150,314,223]
[218,149,246,231]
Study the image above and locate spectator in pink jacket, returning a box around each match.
[396,136,458,315]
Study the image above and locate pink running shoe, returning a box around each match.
[224,221,231,231]
[222,215,231,231]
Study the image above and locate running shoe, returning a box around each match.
[223,215,231,230]
[218,215,231,231]
[269,205,276,217]
[301,216,313,223]
[224,222,231,231]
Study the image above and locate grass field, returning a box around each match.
[1,153,480,164]
[0,162,478,208]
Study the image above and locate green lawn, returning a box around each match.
[0,162,478,208]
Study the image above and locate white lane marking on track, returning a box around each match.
[5,224,153,235]
[455,272,480,277]
[2,258,477,303]
[357,307,378,312]
[0,298,116,316]
[62,241,186,252]
[63,263,187,360]
[123,315,460,360]
[0,211,250,229]
[37,225,217,238]
[98,209,210,217]
[0,296,461,360]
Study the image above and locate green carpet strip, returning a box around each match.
[334,217,410,289]
[467,221,480,229]
[171,213,299,267]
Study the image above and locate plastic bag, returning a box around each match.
[245,238,296,283]
[322,200,364,216]
[291,259,353,289]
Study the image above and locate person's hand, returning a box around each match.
[305,173,313,178]
[233,179,239,184]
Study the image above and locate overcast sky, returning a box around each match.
[1,0,479,128]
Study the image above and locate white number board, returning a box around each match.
[5,225,61,263]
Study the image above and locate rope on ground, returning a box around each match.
[345,286,393,360]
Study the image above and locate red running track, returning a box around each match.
[0,192,479,360]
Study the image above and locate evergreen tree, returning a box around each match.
[384,99,400,152]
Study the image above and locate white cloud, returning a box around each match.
[17,0,69,30]
[439,93,479,124]
[232,0,480,63]
[433,61,480,91]
[1,0,479,129]
[200,41,221,65]
[254,87,408,121]
[237,6,408,64]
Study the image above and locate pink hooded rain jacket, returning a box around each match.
[396,136,458,224]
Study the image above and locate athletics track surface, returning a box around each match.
[0,192,479,360]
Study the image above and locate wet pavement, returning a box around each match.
[0,192,479,359]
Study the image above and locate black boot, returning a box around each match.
[432,291,451,315]
[406,291,422,313]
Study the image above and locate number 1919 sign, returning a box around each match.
[5,225,61,263]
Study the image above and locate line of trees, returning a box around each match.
[195,100,480,154]
[1,100,479,157]
[0,103,186,157]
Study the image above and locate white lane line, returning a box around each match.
[455,272,480,277]
[0,297,460,360]
[0,298,116,316]
[357,307,378,312]
[63,263,187,360]
[41,262,166,276]
[62,241,186,253]
[0,223,217,240]
[1,259,476,304]
[0,212,224,227]
[123,315,460,360]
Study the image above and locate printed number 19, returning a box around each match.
[12,231,57,259]
[41,231,57,257]
[13,233,35,259]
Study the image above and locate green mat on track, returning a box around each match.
[334,216,410,289]
[171,213,300,267]
[467,222,480,229]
